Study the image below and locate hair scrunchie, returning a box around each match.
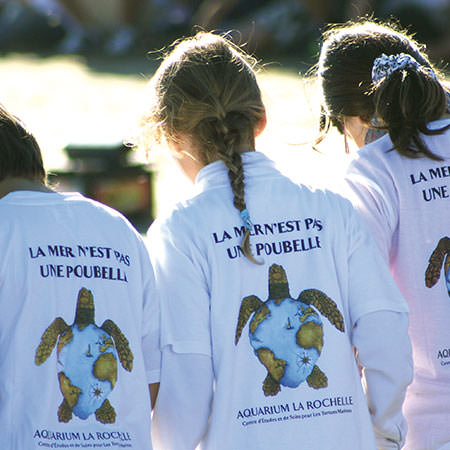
[240,208,253,231]
[371,53,437,84]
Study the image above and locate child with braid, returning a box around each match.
[317,20,450,449]
[143,31,412,450]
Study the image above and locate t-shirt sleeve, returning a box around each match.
[346,205,408,326]
[152,347,213,450]
[352,310,413,449]
[345,154,399,262]
[138,237,161,384]
[142,285,161,384]
[146,218,211,356]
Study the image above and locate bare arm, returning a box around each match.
[149,383,160,410]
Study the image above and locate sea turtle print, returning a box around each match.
[425,236,450,296]
[235,264,344,397]
[35,287,133,423]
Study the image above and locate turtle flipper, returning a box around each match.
[263,373,281,396]
[307,365,328,389]
[58,399,73,423]
[235,295,264,345]
[298,289,345,332]
[425,237,450,288]
[35,317,69,365]
[95,399,116,424]
[101,320,133,371]
[57,372,81,423]
[58,371,81,408]
[256,347,286,397]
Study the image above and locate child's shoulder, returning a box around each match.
[296,180,356,210]
[147,195,202,237]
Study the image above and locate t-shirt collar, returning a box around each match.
[194,151,276,193]
[0,190,83,204]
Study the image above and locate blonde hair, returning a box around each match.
[141,32,266,263]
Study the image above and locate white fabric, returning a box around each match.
[152,348,213,450]
[345,118,450,450]
[0,191,160,449]
[148,151,412,450]
[353,311,412,450]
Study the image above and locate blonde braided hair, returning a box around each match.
[142,32,265,263]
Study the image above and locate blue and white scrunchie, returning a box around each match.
[240,209,253,231]
[371,53,437,84]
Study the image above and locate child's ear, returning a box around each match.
[255,110,267,137]
[166,136,183,156]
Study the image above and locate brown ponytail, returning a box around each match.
[372,65,449,160]
[318,20,449,159]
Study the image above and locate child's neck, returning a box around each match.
[0,177,53,199]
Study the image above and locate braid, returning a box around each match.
[217,122,245,210]
[214,114,261,264]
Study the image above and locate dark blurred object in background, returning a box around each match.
[376,0,450,64]
[0,0,201,55]
[50,142,154,233]
[0,0,65,53]
[0,0,448,62]
[190,0,449,63]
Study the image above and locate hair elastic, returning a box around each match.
[371,53,437,84]
[240,209,253,231]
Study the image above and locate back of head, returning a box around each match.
[318,20,449,159]
[143,31,265,162]
[0,105,46,183]
[142,32,266,263]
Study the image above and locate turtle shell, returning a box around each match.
[249,297,323,388]
[57,324,118,420]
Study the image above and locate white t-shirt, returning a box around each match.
[345,118,450,450]
[148,151,412,450]
[0,191,159,450]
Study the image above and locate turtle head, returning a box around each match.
[74,288,95,327]
[268,264,290,301]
